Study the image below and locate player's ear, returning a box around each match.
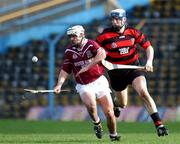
[80,33,85,38]
[122,17,126,22]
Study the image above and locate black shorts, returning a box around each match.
[108,68,145,91]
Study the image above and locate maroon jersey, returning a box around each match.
[62,39,104,84]
[96,27,151,65]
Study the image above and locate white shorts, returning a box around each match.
[75,75,111,99]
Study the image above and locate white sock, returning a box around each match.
[93,117,100,124]
[109,132,117,137]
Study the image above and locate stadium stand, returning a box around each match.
[0,0,179,118]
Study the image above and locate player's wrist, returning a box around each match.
[57,82,63,88]
[146,59,153,65]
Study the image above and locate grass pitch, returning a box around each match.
[0,120,179,144]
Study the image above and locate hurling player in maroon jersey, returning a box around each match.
[96,9,168,137]
[54,25,120,141]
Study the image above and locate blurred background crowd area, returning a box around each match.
[0,0,179,119]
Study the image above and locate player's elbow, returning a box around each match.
[101,48,107,60]
[146,45,154,53]
[102,52,106,60]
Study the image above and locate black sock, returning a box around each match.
[151,112,163,128]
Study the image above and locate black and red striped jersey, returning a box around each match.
[96,27,151,65]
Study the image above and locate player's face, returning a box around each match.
[111,17,126,29]
[69,34,82,45]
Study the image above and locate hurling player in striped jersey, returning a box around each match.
[96,9,168,137]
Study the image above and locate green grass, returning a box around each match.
[0,120,179,144]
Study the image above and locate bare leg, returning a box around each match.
[132,76,157,114]
[97,95,117,134]
[115,87,128,108]
[80,92,104,139]
[132,76,168,136]
[80,92,99,122]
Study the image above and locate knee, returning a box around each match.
[115,97,127,108]
[105,109,114,118]
[138,89,150,99]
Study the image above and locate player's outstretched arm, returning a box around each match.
[54,70,68,94]
[145,45,154,72]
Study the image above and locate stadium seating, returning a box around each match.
[0,0,179,118]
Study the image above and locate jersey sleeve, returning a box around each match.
[133,28,151,49]
[89,40,101,55]
[62,51,72,74]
